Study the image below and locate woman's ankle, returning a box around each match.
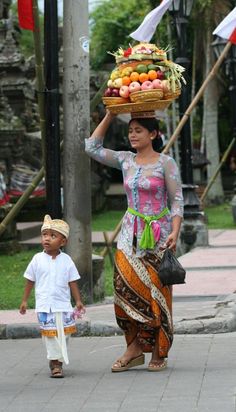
[150,357,164,363]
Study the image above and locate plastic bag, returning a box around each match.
[159,248,186,286]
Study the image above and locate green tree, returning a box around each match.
[90,0,169,69]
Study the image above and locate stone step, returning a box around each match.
[105,183,126,210]
[105,183,125,196]
[18,230,118,248]
[17,222,41,241]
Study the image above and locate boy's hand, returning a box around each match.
[75,300,84,311]
[73,301,86,319]
[20,280,34,314]
[19,301,27,314]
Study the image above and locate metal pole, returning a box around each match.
[175,16,193,184]
[226,44,236,222]
[177,61,193,184]
[63,0,93,303]
[227,48,236,141]
[44,0,61,218]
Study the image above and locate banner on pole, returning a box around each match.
[129,0,173,42]
[213,7,236,44]
[18,0,34,31]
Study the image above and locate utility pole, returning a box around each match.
[44,0,62,218]
[63,0,93,302]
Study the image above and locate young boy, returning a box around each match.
[19,214,84,378]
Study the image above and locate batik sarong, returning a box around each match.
[37,311,77,337]
[114,249,173,358]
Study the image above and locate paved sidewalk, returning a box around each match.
[1,334,236,412]
[1,229,236,338]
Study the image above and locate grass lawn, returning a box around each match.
[92,210,124,231]
[0,248,39,310]
[0,203,235,310]
[204,202,235,229]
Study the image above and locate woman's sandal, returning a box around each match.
[111,353,145,372]
[148,359,167,372]
[49,360,64,378]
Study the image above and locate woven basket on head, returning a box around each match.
[102,96,130,106]
[107,99,173,114]
[129,89,164,103]
[163,88,181,100]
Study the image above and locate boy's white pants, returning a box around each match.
[42,312,70,364]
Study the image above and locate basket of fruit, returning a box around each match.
[102,42,186,114]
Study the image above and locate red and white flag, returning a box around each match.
[18,0,34,31]
[213,7,236,45]
[129,0,173,42]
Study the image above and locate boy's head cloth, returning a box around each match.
[41,214,69,239]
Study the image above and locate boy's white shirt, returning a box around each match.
[24,250,80,313]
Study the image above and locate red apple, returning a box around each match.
[104,87,112,97]
[141,81,154,90]
[119,85,130,98]
[129,81,141,93]
[152,79,163,89]
[156,70,164,80]
[111,88,120,97]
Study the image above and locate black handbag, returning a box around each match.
[159,248,186,286]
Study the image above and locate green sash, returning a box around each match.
[127,206,169,249]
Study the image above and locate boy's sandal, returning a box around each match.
[148,359,167,372]
[49,360,64,378]
[111,353,145,372]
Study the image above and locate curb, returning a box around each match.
[174,312,236,334]
[174,294,236,334]
[0,320,122,340]
[1,295,236,339]
[1,315,236,339]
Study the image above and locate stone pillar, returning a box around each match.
[63,0,93,303]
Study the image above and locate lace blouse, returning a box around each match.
[85,136,184,257]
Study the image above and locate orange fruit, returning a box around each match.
[122,76,131,86]
[148,70,158,80]
[130,71,140,82]
[139,72,149,83]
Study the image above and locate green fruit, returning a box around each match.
[147,64,158,71]
[135,64,148,73]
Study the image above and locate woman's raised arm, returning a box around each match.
[85,111,124,170]
[90,111,115,140]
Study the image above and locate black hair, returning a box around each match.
[128,117,163,152]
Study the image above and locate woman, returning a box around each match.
[85,110,184,372]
